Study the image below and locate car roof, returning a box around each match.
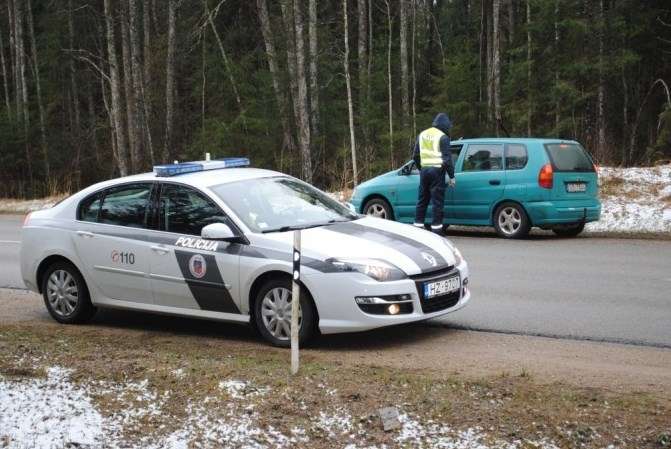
[451,137,579,145]
[78,167,284,197]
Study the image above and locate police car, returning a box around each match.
[20,159,470,346]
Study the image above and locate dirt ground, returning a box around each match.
[2,288,670,395]
[2,288,670,448]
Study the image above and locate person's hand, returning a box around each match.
[448,178,456,188]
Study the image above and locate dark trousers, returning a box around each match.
[415,166,446,228]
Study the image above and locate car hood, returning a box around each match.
[255,217,457,276]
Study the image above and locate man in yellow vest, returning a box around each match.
[412,112,455,234]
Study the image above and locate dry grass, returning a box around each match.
[1,322,669,448]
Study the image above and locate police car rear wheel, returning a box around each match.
[254,279,316,347]
[493,202,530,239]
[42,261,96,324]
[363,198,394,220]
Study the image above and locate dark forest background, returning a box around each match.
[0,0,670,198]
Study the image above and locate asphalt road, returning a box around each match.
[1,214,670,347]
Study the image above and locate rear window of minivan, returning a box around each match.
[544,143,594,172]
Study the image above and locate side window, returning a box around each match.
[78,194,102,222]
[462,144,504,172]
[159,184,229,236]
[505,144,528,170]
[99,184,153,228]
[449,145,463,165]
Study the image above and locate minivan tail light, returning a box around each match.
[538,164,553,189]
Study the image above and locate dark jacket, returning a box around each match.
[412,113,454,178]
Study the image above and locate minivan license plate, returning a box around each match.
[424,276,460,299]
[566,182,586,193]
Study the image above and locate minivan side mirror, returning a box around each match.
[399,160,416,176]
[201,223,245,243]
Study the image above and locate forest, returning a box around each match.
[0,0,669,198]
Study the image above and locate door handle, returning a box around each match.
[76,231,94,238]
[151,245,170,255]
[489,180,501,185]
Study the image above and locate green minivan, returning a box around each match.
[349,138,601,238]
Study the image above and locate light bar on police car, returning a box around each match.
[153,158,250,177]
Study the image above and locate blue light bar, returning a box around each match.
[153,158,250,177]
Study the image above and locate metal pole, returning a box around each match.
[291,230,301,374]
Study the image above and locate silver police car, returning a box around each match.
[20,159,470,346]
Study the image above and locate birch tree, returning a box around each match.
[385,0,394,167]
[596,0,606,160]
[493,0,502,135]
[256,0,296,157]
[164,0,176,162]
[26,0,49,179]
[0,25,11,118]
[308,0,319,145]
[104,0,130,176]
[292,0,312,182]
[399,0,409,123]
[343,0,357,186]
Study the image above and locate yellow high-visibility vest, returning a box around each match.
[418,127,444,167]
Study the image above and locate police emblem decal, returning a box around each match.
[188,254,207,279]
[421,251,437,267]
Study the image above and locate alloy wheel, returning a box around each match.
[46,270,79,317]
[260,287,301,341]
[366,203,387,219]
[498,207,522,236]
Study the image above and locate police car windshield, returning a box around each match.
[211,177,358,233]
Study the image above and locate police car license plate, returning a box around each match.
[566,182,587,193]
[424,276,460,299]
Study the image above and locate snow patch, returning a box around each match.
[0,367,103,448]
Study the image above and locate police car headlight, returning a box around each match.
[327,258,406,282]
[443,239,463,266]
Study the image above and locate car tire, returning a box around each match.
[253,277,317,347]
[363,198,394,220]
[552,223,585,237]
[493,202,531,239]
[41,261,96,324]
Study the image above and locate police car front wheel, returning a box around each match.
[253,278,316,347]
[41,261,96,324]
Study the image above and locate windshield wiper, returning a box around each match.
[261,218,351,234]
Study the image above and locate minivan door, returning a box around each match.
[450,143,506,224]
[74,183,155,304]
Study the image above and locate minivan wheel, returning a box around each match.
[253,278,316,347]
[41,261,96,324]
[363,198,394,220]
[553,223,585,237]
[493,202,531,239]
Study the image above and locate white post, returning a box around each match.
[291,230,301,375]
[205,152,211,161]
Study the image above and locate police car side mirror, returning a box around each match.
[201,223,240,242]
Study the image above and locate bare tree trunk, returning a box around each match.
[554,0,560,133]
[26,0,49,179]
[7,0,18,120]
[293,0,312,182]
[399,0,409,123]
[493,0,502,136]
[343,0,357,187]
[201,31,206,133]
[13,0,31,186]
[526,0,531,136]
[596,0,606,161]
[206,1,243,113]
[621,52,628,165]
[104,0,130,176]
[411,0,417,137]
[129,0,150,169]
[257,0,296,159]
[308,0,319,149]
[120,7,138,171]
[0,25,11,118]
[486,0,494,127]
[101,73,119,175]
[163,0,176,162]
[478,0,485,127]
[357,0,366,112]
[385,0,394,168]
[67,0,80,181]
[506,0,514,44]
[142,1,154,165]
